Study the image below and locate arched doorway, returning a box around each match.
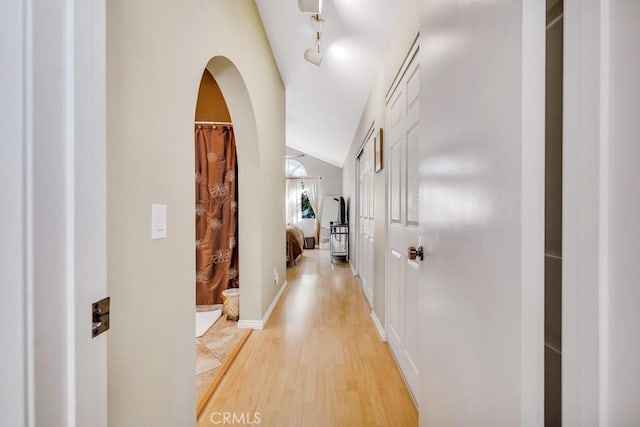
[199,56,262,323]
[192,56,263,411]
[194,69,238,308]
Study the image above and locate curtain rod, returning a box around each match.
[285,176,322,180]
[194,121,233,126]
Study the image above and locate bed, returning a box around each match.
[286,225,305,265]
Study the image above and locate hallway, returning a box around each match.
[198,250,417,426]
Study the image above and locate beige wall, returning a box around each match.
[106,1,285,425]
[342,0,419,324]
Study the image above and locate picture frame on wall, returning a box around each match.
[374,128,383,173]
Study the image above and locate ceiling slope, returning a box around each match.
[256,0,406,167]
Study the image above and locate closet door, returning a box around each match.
[387,54,421,399]
[358,136,375,306]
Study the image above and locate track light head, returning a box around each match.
[298,0,322,14]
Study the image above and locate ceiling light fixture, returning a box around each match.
[310,13,324,32]
[298,0,322,14]
[304,15,323,66]
[304,47,323,66]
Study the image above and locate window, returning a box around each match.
[286,159,307,177]
[285,159,315,220]
[301,181,315,219]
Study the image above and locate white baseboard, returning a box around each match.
[237,319,263,330]
[350,262,356,276]
[262,280,288,326]
[237,280,288,330]
[371,310,387,342]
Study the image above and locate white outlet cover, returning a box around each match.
[151,204,167,240]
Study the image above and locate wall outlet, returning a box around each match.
[273,268,279,285]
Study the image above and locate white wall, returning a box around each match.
[106,1,285,425]
[607,1,640,423]
[564,1,640,423]
[1,1,108,426]
[0,1,27,425]
[342,0,420,324]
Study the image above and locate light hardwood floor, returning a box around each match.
[197,250,418,427]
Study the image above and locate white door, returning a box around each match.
[1,3,29,423]
[387,53,421,398]
[418,1,545,425]
[358,136,375,306]
[0,1,108,426]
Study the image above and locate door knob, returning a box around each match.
[408,246,424,261]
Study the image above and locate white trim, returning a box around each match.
[1,1,31,423]
[356,275,374,309]
[519,0,545,422]
[237,320,264,330]
[371,310,386,342]
[563,0,612,423]
[24,1,35,424]
[385,33,420,104]
[349,262,356,276]
[597,1,611,424]
[238,280,288,330]
[64,2,77,422]
[364,284,374,309]
[383,59,391,356]
[263,280,288,326]
[355,122,376,160]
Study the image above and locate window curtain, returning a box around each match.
[285,178,302,225]
[195,125,239,305]
[301,178,319,241]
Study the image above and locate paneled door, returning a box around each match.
[387,52,420,398]
[358,135,375,306]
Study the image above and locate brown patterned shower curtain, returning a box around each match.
[195,125,239,305]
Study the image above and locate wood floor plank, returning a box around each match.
[197,250,418,426]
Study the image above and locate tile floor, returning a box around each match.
[195,307,250,399]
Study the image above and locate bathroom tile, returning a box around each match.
[195,311,249,402]
[196,342,222,375]
[196,367,220,398]
[196,304,223,313]
[202,333,241,361]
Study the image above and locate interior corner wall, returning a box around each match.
[106,1,285,426]
[286,147,343,199]
[342,0,419,325]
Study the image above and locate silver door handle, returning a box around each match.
[408,246,424,261]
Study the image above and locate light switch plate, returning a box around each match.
[151,204,167,239]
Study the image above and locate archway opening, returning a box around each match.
[193,57,262,412]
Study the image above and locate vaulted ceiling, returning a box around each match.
[255,0,406,167]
